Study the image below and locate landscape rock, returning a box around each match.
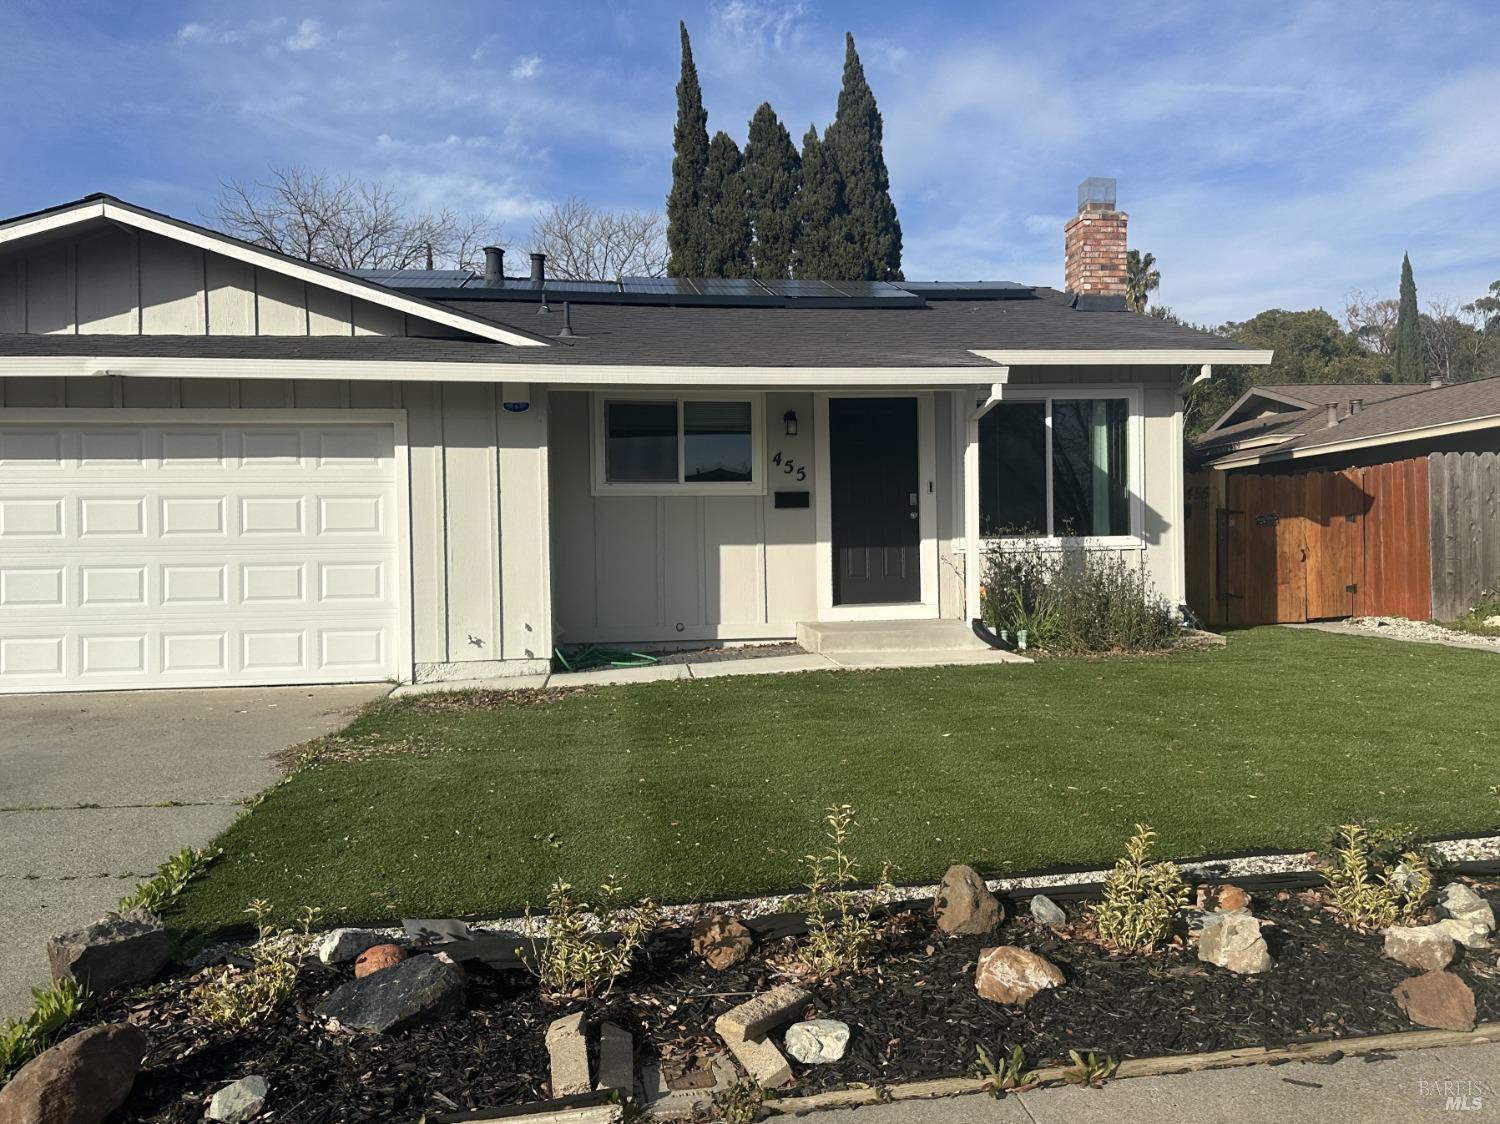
[1440,884,1496,931]
[784,1019,850,1065]
[1393,970,1476,1031]
[974,946,1065,1005]
[595,1021,633,1093]
[715,983,812,1043]
[354,943,408,978]
[691,915,752,971]
[544,1012,590,1097]
[47,910,171,995]
[316,928,388,966]
[0,1022,147,1124]
[934,865,1003,936]
[1436,916,1492,951]
[1195,884,1251,912]
[1028,895,1067,927]
[1383,924,1457,972]
[205,1075,269,1122]
[1198,909,1274,974]
[315,953,464,1033]
[725,1034,793,1088]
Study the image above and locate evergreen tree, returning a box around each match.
[666,22,710,276]
[701,131,752,278]
[821,33,902,280]
[792,124,844,279]
[742,103,801,279]
[1394,253,1423,383]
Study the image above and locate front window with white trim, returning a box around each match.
[979,391,1138,539]
[594,395,763,494]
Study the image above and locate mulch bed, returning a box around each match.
[92,884,1500,1122]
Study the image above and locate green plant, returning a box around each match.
[1092,824,1190,953]
[1323,823,1434,930]
[0,978,88,1084]
[118,846,220,914]
[522,874,659,999]
[1061,1049,1117,1087]
[797,805,893,977]
[192,900,318,1028]
[974,1043,1037,1096]
[982,543,1178,654]
[711,1079,773,1122]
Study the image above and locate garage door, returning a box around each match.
[0,419,402,693]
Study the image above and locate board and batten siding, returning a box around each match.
[549,389,817,644]
[0,226,428,337]
[0,376,550,680]
[1428,450,1500,621]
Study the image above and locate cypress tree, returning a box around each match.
[742,103,801,279]
[701,131,752,278]
[822,33,902,280]
[792,124,844,279]
[666,22,710,276]
[1393,253,1423,383]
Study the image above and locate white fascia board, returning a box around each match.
[1212,413,1500,469]
[968,348,1274,366]
[0,199,546,348]
[0,355,1005,387]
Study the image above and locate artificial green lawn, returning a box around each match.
[172,627,1500,937]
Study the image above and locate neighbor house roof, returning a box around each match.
[1199,375,1500,468]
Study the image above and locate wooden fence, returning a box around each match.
[1185,458,1431,626]
[1429,451,1500,620]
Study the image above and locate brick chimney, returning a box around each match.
[1064,177,1128,297]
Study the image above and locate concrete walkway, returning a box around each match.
[0,684,384,1018]
[795,1042,1500,1122]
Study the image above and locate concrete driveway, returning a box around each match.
[0,683,386,1018]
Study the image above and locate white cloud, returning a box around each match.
[511,55,541,81]
[284,19,324,52]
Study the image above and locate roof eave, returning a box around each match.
[1210,412,1500,469]
[969,348,1274,366]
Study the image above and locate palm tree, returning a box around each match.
[1125,249,1160,313]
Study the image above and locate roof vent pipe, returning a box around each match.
[1429,374,1447,388]
[483,246,504,287]
[1350,398,1363,415]
[530,251,546,284]
[557,301,577,338]
[1325,402,1340,428]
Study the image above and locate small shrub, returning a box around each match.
[711,1079,772,1122]
[797,805,893,977]
[975,1043,1037,1096]
[1323,823,1433,930]
[523,874,659,999]
[1092,824,1190,953]
[192,900,318,1028]
[0,978,88,1084]
[982,542,1179,653]
[1061,1049,1117,1088]
[118,845,220,914]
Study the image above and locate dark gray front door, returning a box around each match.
[830,397,921,605]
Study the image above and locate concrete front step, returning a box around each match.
[796,618,992,654]
[828,649,1029,668]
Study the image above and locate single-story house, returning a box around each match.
[1186,374,1500,624]
[0,181,1269,694]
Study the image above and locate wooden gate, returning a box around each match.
[1186,459,1430,625]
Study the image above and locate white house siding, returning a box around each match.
[0,376,552,683]
[548,389,817,646]
[0,228,420,338]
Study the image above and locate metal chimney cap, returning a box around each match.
[482,246,505,287]
[1077,176,1117,213]
[529,251,547,285]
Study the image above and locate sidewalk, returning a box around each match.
[792,1042,1500,1123]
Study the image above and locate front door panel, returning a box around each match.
[830,397,920,605]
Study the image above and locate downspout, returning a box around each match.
[965,374,1008,645]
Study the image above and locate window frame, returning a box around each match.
[590,392,766,496]
[978,384,1144,547]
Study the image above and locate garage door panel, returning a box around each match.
[0,419,401,693]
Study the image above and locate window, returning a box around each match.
[597,396,761,493]
[978,394,1135,539]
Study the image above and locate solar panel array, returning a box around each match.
[348,268,1034,307]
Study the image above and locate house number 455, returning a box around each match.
[771,452,806,481]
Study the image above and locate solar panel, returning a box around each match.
[620,277,702,294]
[898,281,1032,293]
[542,280,621,294]
[758,279,843,298]
[690,278,772,296]
[825,281,912,299]
[369,269,473,288]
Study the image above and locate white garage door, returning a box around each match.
[0,419,403,693]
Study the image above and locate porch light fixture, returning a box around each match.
[783,409,798,437]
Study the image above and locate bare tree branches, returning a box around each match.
[528,198,667,280]
[1343,290,1400,355]
[213,166,499,271]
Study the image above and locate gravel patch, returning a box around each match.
[1344,616,1500,650]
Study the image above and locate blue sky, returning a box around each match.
[2,0,1497,324]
